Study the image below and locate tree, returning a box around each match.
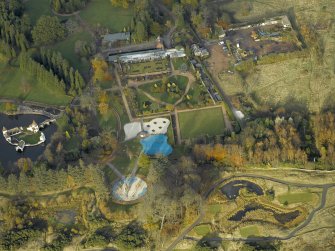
[16,158,33,173]
[117,221,148,248]
[91,57,110,84]
[32,16,66,45]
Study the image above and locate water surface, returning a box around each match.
[0,113,57,167]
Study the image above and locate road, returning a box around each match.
[165,173,335,250]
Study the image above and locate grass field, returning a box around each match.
[194,225,211,236]
[80,0,134,32]
[178,107,226,139]
[51,31,93,74]
[0,63,72,106]
[278,192,315,205]
[24,0,52,24]
[240,225,260,237]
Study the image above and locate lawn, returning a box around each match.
[0,63,72,106]
[24,0,52,25]
[278,192,315,205]
[126,59,169,75]
[51,31,93,74]
[194,225,211,236]
[240,225,260,237]
[80,0,134,32]
[17,131,42,144]
[178,107,226,139]
[139,75,189,104]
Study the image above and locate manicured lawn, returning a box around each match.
[194,225,211,236]
[178,107,226,139]
[51,31,93,74]
[139,75,189,104]
[17,131,42,144]
[278,192,315,205]
[24,0,52,24]
[80,0,134,32]
[0,63,72,106]
[240,225,260,237]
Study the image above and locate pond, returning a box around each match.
[229,203,301,224]
[221,180,264,199]
[140,134,172,156]
[0,113,57,167]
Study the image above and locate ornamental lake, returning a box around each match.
[0,113,57,167]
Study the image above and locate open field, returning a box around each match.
[0,63,72,106]
[178,107,225,139]
[51,31,93,75]
[80,0,134,32]
[278,192,315,205]
[240,225,260,237]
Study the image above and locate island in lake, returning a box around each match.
[2,119,54,152]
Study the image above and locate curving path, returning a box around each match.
[166,173,335,251]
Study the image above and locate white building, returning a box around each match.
[109,48,186,63]
[27,120,39,133]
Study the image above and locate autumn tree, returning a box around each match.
[91,57,111,84]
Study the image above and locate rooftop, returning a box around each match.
[102,32,131,42]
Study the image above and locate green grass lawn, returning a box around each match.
[139,75,189,104]
[240,225,260,237]
[17,131,42,144]
[278,192,315,205]
[24,0,52,25]
[51,31,93,74]
[194,225,211,236]
[0,63,72,106]
[178,107,226,139]
[80,0,134,32]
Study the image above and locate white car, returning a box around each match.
[218,41,225,45]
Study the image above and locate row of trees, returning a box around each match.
[52,0,89,14]
[36,48,85,95]
[0,163,108,195]
[0,0,30,52]
[313,112,335,165]
[19,53,67,92]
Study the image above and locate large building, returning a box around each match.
[108,48,186,63]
